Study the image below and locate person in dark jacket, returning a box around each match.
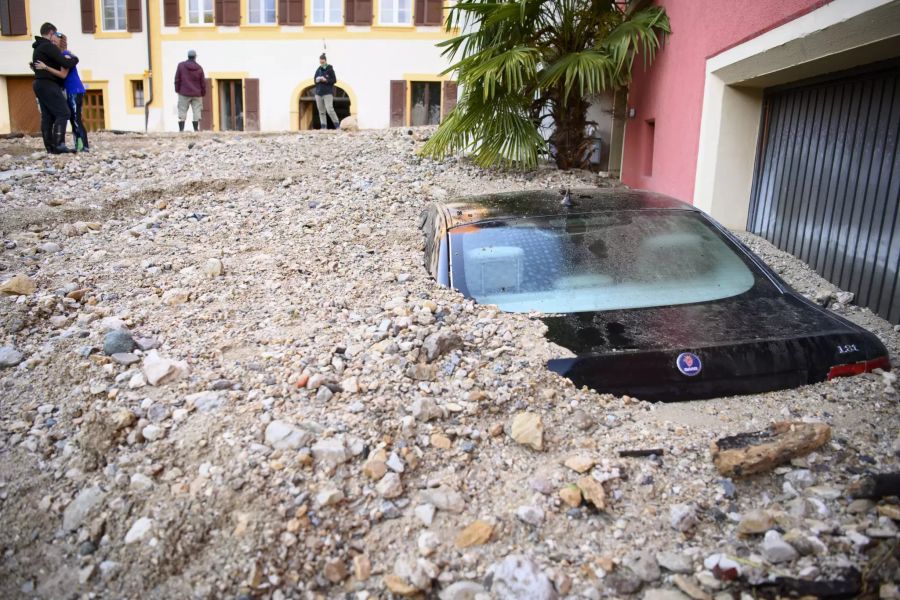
[174,50,206,132]
[31,22,79,154]
[313,54,340,130]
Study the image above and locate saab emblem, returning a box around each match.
[676,352,702,376]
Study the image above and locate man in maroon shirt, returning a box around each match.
[174,50,206,132]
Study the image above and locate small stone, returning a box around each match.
[415,503,436,526]
[362,459,388,480]
[420,487,465,513]
[516,505,545,526]
[656,551,693,574]
[384,574,420,597]
[141,424,164,441]
[670,503,698,532]
[130,473,155,491]
[353,554,371,581]
[564,455,595,473]
[142,350,189,386]
[488,555,556,600]
[203,258,224,278]
[110,352,141,366]
[643,590,691,600]
[63,486,106,531]
[439,581,486,600]
[323,558,347,583]
[315,487,344,507]
[510,412,544,451]
[760,530,798,564]
[672,575,711,600]
[877,504,900,520]
[623,550,661,582]
[559,485,582,508]
[312,438,349,466]
[455,520,493,549]
[422,331,463,362]
[264,420,313,450]
[0,273,36,295]
[128,373,147,389]
[103,330,136,356]
[418,531,440,556]
[737,509,774,537]
[386,452,405,473]
[0,346,24,368]
[161,288,190,305]
[848,499,875,514]
[124,517,153,544]
[577,476,606,510]
[376,472,404,498]
[784,469,816,490]
[431,433,452,449]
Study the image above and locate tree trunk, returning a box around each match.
[550,92,590,170]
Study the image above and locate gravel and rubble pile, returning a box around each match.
[1,130,898,599]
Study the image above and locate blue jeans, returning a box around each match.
[66,92,89,150]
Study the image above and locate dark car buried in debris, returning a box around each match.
[419,188,891,401]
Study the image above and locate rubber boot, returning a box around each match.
[178,121,185,132]
[41,122,54,153]
[192,121,199,132]
[51,123,75,154]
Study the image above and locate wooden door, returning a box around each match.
[82,90,105,131]
[6,76,40,134]
[200,78,213,130]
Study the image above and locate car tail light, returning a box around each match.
[827,356,892,380]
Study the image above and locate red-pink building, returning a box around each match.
[617,0,900,323]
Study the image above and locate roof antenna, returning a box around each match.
[560,187,574,208]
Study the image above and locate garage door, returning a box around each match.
[6,76,40,134]
[748,61,900,324]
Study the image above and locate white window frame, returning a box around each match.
[187,0,215,25]
[247,0,277,24]
[379,0,412,25]
[102,0,127,31]
[311,0,343,25]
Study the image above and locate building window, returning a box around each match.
[248,0,276,24]
[103,0,127,30]
[410,81,441,126]
[312,0,342,24]
[132,80,145,107]
[187,0,214,24]
[380,0,411,24]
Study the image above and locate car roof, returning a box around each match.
[442,188,698,229]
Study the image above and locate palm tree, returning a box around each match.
[421,0,670,170]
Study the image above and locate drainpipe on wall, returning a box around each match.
[143,0,154,132]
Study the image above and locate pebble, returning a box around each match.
[376,473,404,498]
[141,424,164,441]
[103,330,136,355]
[488,555,556,600]
[670,504,698,532]
[655,551,694,574]
[63,486,106,531]
[623,550,661,582]
[0,346,24,368]
[0,273,35,295]
[438,581,486,600]
[415,503,436,526]
[124,517,153,544]
[264,420,313,450]
[510,412,544,451]
[455,520,493,548]
[515,505,545,526]
[760,530,798,563]
[737,509,774,536]
[420,487,465,514]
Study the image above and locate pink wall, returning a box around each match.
[620,0,830,203]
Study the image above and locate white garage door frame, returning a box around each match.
[692,0,900,230]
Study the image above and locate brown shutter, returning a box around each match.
[345,0,371,25]
[163,0,180,26]
[279,0,303,25]
[414,0,425,25]
[424,0,442,25]
[0,0,27,36]
[441,81,458,120]
[344,0,354,24]
[80,0,96,34]
[215,0,239,25]
[390,80,407,127]
[126,0,143,32]
[200,79,213,130]
[244,79,260,131]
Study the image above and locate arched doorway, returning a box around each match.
[298,86,351,129]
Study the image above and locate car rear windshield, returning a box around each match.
[449,210,759,313]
